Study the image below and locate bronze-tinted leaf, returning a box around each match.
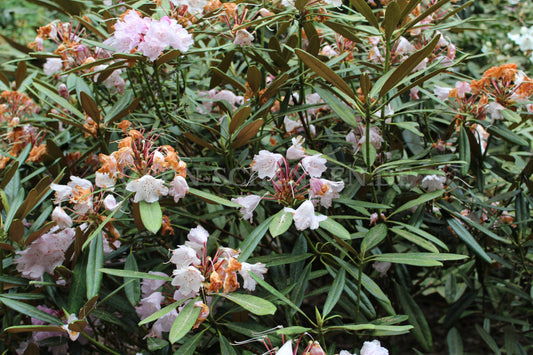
[349,0,379,28]
[0,35,31,54]
[231,119,263,148]
[79,296,99,319]
[15,177,51,221]
[107,97,140,124]
[8,219,24,244]
[210,67,246,92]
[382,1,401,41]
[156,49,181,66]
[15,61,27,91]
[0,161,19,189]
[295,49,356,100]
[210,51,235,89]
[324,21,360,43]
[230,106,251,134]
[261,73,290,102]
[0,70,10,88]
[132,202,145,232]
[80,92,100,124]
[184,132,215,150]
[0,243,15,251]
[247,66,261,93]
[26,221,57,245]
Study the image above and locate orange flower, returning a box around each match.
[208,270,223,293]
[193,301,209,329]
[27,144,47,163]
[161,215,175,236]
[117,120,132,134]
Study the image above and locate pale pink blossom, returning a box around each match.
[320,44,338,57]
[170,245,200,268]
[232,194,262,222]
[309,178,344,208]
[187,225,209,245]
[395,37,415,55]
[234,29,254,47]
[141,272,169,297]
[126,175,169,203]
[486,101,505,120]
[171,266,205,295]
[15,227,75,280]
[420,175,446,192]
[50,183,73,203]
[251,150,284,179]
[360,340,389,355]
[239,262,267,291]
[95,172,116,189]
[410,87,420,100]
[104,10,148,53]
[43,58,63,75]
[301,154,327,178]
[169,175,189,203]
[455,81,471,98]
[284,200,327,231]
[286,136,306,160]
[135,292,164,320]
[51,206,72,228]
[434,85,452,101]
[149,309,178,338]
[103,194,118,211]
[170,0,209,14]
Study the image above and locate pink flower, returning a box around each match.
[126,175,169,203]
[251,150,284,179]
[135,292,164,320]
[141,272,169,297]
[309,178,344,208]
[169,175,189,202]
[187,225,209,245]
[104,10,148,53]
[434,85,452,101]
[232,195,262,222]
[149,309,178,338]
[138,17,193,60]
[43,58,63,75]
[103,194,118,211]
[15,227,75,280]
[301,154,327,178]
[284,200,327,231]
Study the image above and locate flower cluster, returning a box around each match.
[104,10,194,61]
[232,137,344,230]
[135,225,267,337]
[508,26,533,63]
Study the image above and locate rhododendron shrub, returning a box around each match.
[0,0,532,354]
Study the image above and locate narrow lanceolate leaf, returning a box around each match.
[239,215,275,262]
[295,49,356,100]
[396,284,433,352]
[0,297,62,325]
[390,189,444,217]
[269,210,293,237]
[139,200,162,234]
[139,301,182,326]
[169,298,202,344]
[124,253,141,306]
[447,218,491,263]
[218,293,276,316]
[5,325,64,333]
[98,269,172,281]
[231,119,263,148]
[314,86,359,127]
[447,327,463,355]
[86,232,104,299]
[323,269,345,317]
[189,188,242,208]
[361,224,388,255]
[372,254,442,267]
[349,0,379,28]
[319,217,351,239]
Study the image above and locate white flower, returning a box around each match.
[187,225,209,245]
[234,29,254,47]
[251,150,284,179]
[486,101,505,120]
[50,183,73,203]
[301,154,327,178]
[51,206,72,228]
[434,85,452,101]
[95,172,116,189]
[43,58,63,75]
[320,44,338,57]
[284,200,327,231]
[286,136,306,160]
[135,292,164,320]
[309,178,344,208]
[360,339,389,355]
[339,351,354,355]
[420,175,446,192]
[276,341,293,355]
[239,262,267,291]
[396,37,415,55]
[231,195,262,223]
[171,266,205,295]
[169,0,209,14]
[68,176,93,190]
[170,245,200,268]
[126,175,169,203]
[169,175,189,202]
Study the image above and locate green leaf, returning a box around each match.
[219,334,238,355]
[396,284,433,352]
[276,326,312,335]
[459,126,471,175]
[0,297,62,325]
[295,49,355,100]
[99,268,171,281]
[475,324,501,355]
[189,188,242,208]
[247,253,312,267]
[361,224,388,255]
[382,1,401,41]
[33,80,85,120]
[239,215,275,262]
[391,228,439,253]
[447,327,463,355]
[218,293,276,316]
[68,249,87,314]
[124,253,141,306]
[139,200,162,234]
[319,217,351,239]
[487,124,528,146]
[139,301,182,326]
[148,338,169,351]
[372,253,442,267]
[269,210,293,237]
[323,268,345,317]
[447,218,491,263]
[86,232,104,299]
[314,86,359,127]
[326,323,413,332]
[169,298,202,344]
[390,189,444,217]
[173,329,207,355]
